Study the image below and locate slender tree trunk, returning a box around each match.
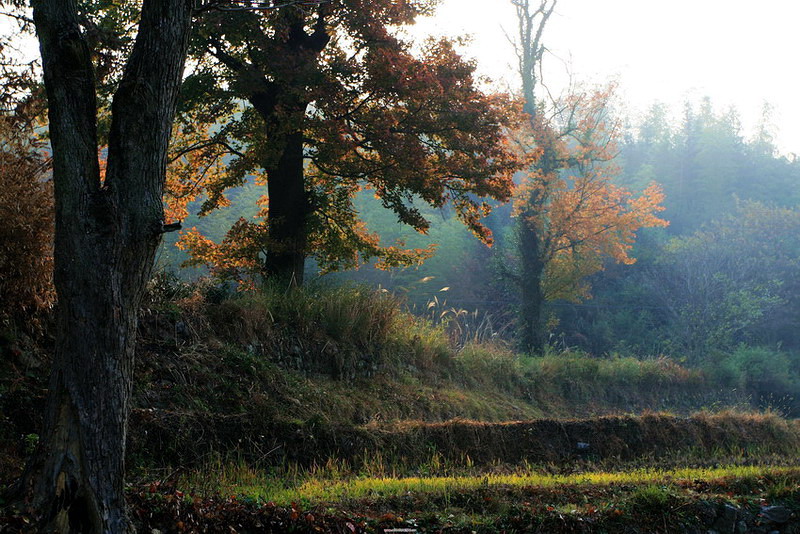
[16,1,193,532]
[516,117,557,354]
[518,210,546,354]
[515,146,551,353]
[512,0,557,354]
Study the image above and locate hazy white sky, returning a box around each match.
[4,2,798,152]
[413,0,800,154]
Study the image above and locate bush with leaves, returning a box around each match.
[718,345,799,412]
[645,201,800,358]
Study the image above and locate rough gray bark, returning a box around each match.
[19,0,193,531]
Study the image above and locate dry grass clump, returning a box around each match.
[174,281,453,378]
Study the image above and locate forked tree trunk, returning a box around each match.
[16,1,193,532]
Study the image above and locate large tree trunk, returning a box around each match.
[224,11,328,286]
[263,128,310,285]
[248,91,310,286]
[17,1,192,532]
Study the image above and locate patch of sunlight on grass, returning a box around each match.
[240,465,800,505]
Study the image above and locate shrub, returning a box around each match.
[630,484,673,513]
[0,117,53,327]
[142,269,195,309]
[519,350,706,409]
[720,345,799,410]
[202,282,454,377]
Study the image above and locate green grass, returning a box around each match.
[119,460,800,534]
[630,483,674,510]
[200,281,454,377]
[181,463,800,507]
[135,280,753,430]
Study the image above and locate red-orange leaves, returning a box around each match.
[512,84,668,302]
[178,220,267,283]
[311,35,519,242]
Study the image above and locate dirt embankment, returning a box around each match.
[129,409,800,470]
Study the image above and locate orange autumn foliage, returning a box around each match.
[166,119,441,281]
[512,84,668,302]
[164,120,236,224]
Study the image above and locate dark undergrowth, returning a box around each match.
[0,279,792,479]
[1,281,798,504]
[121,410,800,479]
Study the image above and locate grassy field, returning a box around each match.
[115,463,800,532]
[185,463,800,506]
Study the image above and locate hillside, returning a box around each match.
[3,284,800,532]
[2,284,795,472]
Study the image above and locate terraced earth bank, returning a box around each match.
[2,301,799,532]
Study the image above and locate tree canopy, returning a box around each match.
[167,0,519,284]
[503,0,667,352]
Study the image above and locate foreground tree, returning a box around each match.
[9,0,194,531]
[508,0,667,352]
[170,0,519,285]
